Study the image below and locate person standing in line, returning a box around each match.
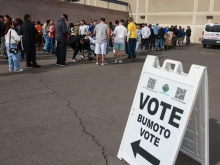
[94,17,110,66]
[21,14,41,68]
[0,15,5,56]
[156,25,164,51]
[186,26,191,45]
[1,15,11,57]
[182,28,186,44]
[152,23,159,49]
[5,20,23,72]
[55,14,69,66]
[177,26,183,47]
[149,24,154,51]
[126,17,137,61]
[79,20,88,37]
[48,20,55,54]
[35,21,43,50]
[135,25,142,53]
[15,18,25,59]
[141,23,151,52]
[113,19,127,64]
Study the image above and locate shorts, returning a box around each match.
[114,42,125,51]
[95,42,108,55]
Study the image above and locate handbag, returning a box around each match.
[8,29,19,54]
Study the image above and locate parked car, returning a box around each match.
[202,23,220,48]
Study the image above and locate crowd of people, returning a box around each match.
[0,13,192,72]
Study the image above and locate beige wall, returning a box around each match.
[72,0,220,43]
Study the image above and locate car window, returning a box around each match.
[205,25,220,32]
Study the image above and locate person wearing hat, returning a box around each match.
[55,14,69,66]
[126,17,137,61]
[112,19,127,64]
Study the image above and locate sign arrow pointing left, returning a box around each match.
[131,140,160,165]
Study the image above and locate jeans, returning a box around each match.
[156,39,163,50]
[43,35,49,50]
[49,38,55,53]
[128,38,137,59]
[23,40,37,66]
[135,38,141,52]
[56,40,67,65]
[1,36,5,55]
[186,36,190,45]
[141,38,149,51]
[69,43,80,59]
[5,43,21,71]
[47,38,55,53]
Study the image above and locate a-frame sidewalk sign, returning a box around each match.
[118,55,209,165]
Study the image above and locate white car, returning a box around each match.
[202,23,220,48]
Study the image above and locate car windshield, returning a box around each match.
[205,25,220,32]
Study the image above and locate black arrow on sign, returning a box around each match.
[131,140,160,165]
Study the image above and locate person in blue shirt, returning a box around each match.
[152,23,159,49]
[164,27,168,34]
[177,26,184,47]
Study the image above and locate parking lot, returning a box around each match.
[0,44,220,165]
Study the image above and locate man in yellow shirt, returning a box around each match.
[126,17,137,60]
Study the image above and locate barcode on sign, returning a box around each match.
[174,87,187,101]
[147,78,156,90]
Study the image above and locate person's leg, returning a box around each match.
[125,41,129,55]
[1,36,5,55]
[60,40,66,65]
[95,43,100,63]
[56,41,60,64]
[46,37,51,53]
[5,44,13,70]
[43,36,47,50]
[13,53,21,71]
[159,39,163,50]
[186,36,188,45]
[101,42,107,64]
[128,40,132,59]
[120,43,125,61]
[23,41,31,66]
[146,39,149,51]
[51,38,55,54]
[140,38,144,51]
[189,37,191,44]
[156,39,159,50]
[131,39,137,59]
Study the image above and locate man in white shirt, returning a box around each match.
[141,23,151,52]
[113,19,127,64]
[79,20,88,36]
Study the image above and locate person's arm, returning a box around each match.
[79,26,81,35]
[12,30,21,42]
[62,22,68,35]
[30,23,38,35]
[94,27,96,36]
[107,26,110,42]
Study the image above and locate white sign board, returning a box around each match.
[118,56,209,165]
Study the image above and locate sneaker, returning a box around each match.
[81,55,85,60]
[9,68,14,71]
[14,69,23,72]
[132,58,137,61]
[104,61,108,65]
[101,63,104,66]
[71,58,78,62]
[60,63,68,66]
[115,59,118,64]
[96,62,99,65]
[119,60,123,64]
[56,64,60,66]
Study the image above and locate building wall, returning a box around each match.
[73,0,220,43]
[0,0,128,24]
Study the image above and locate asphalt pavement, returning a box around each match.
[0,44,220,165]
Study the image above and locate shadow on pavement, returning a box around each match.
[209,118,220,165]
